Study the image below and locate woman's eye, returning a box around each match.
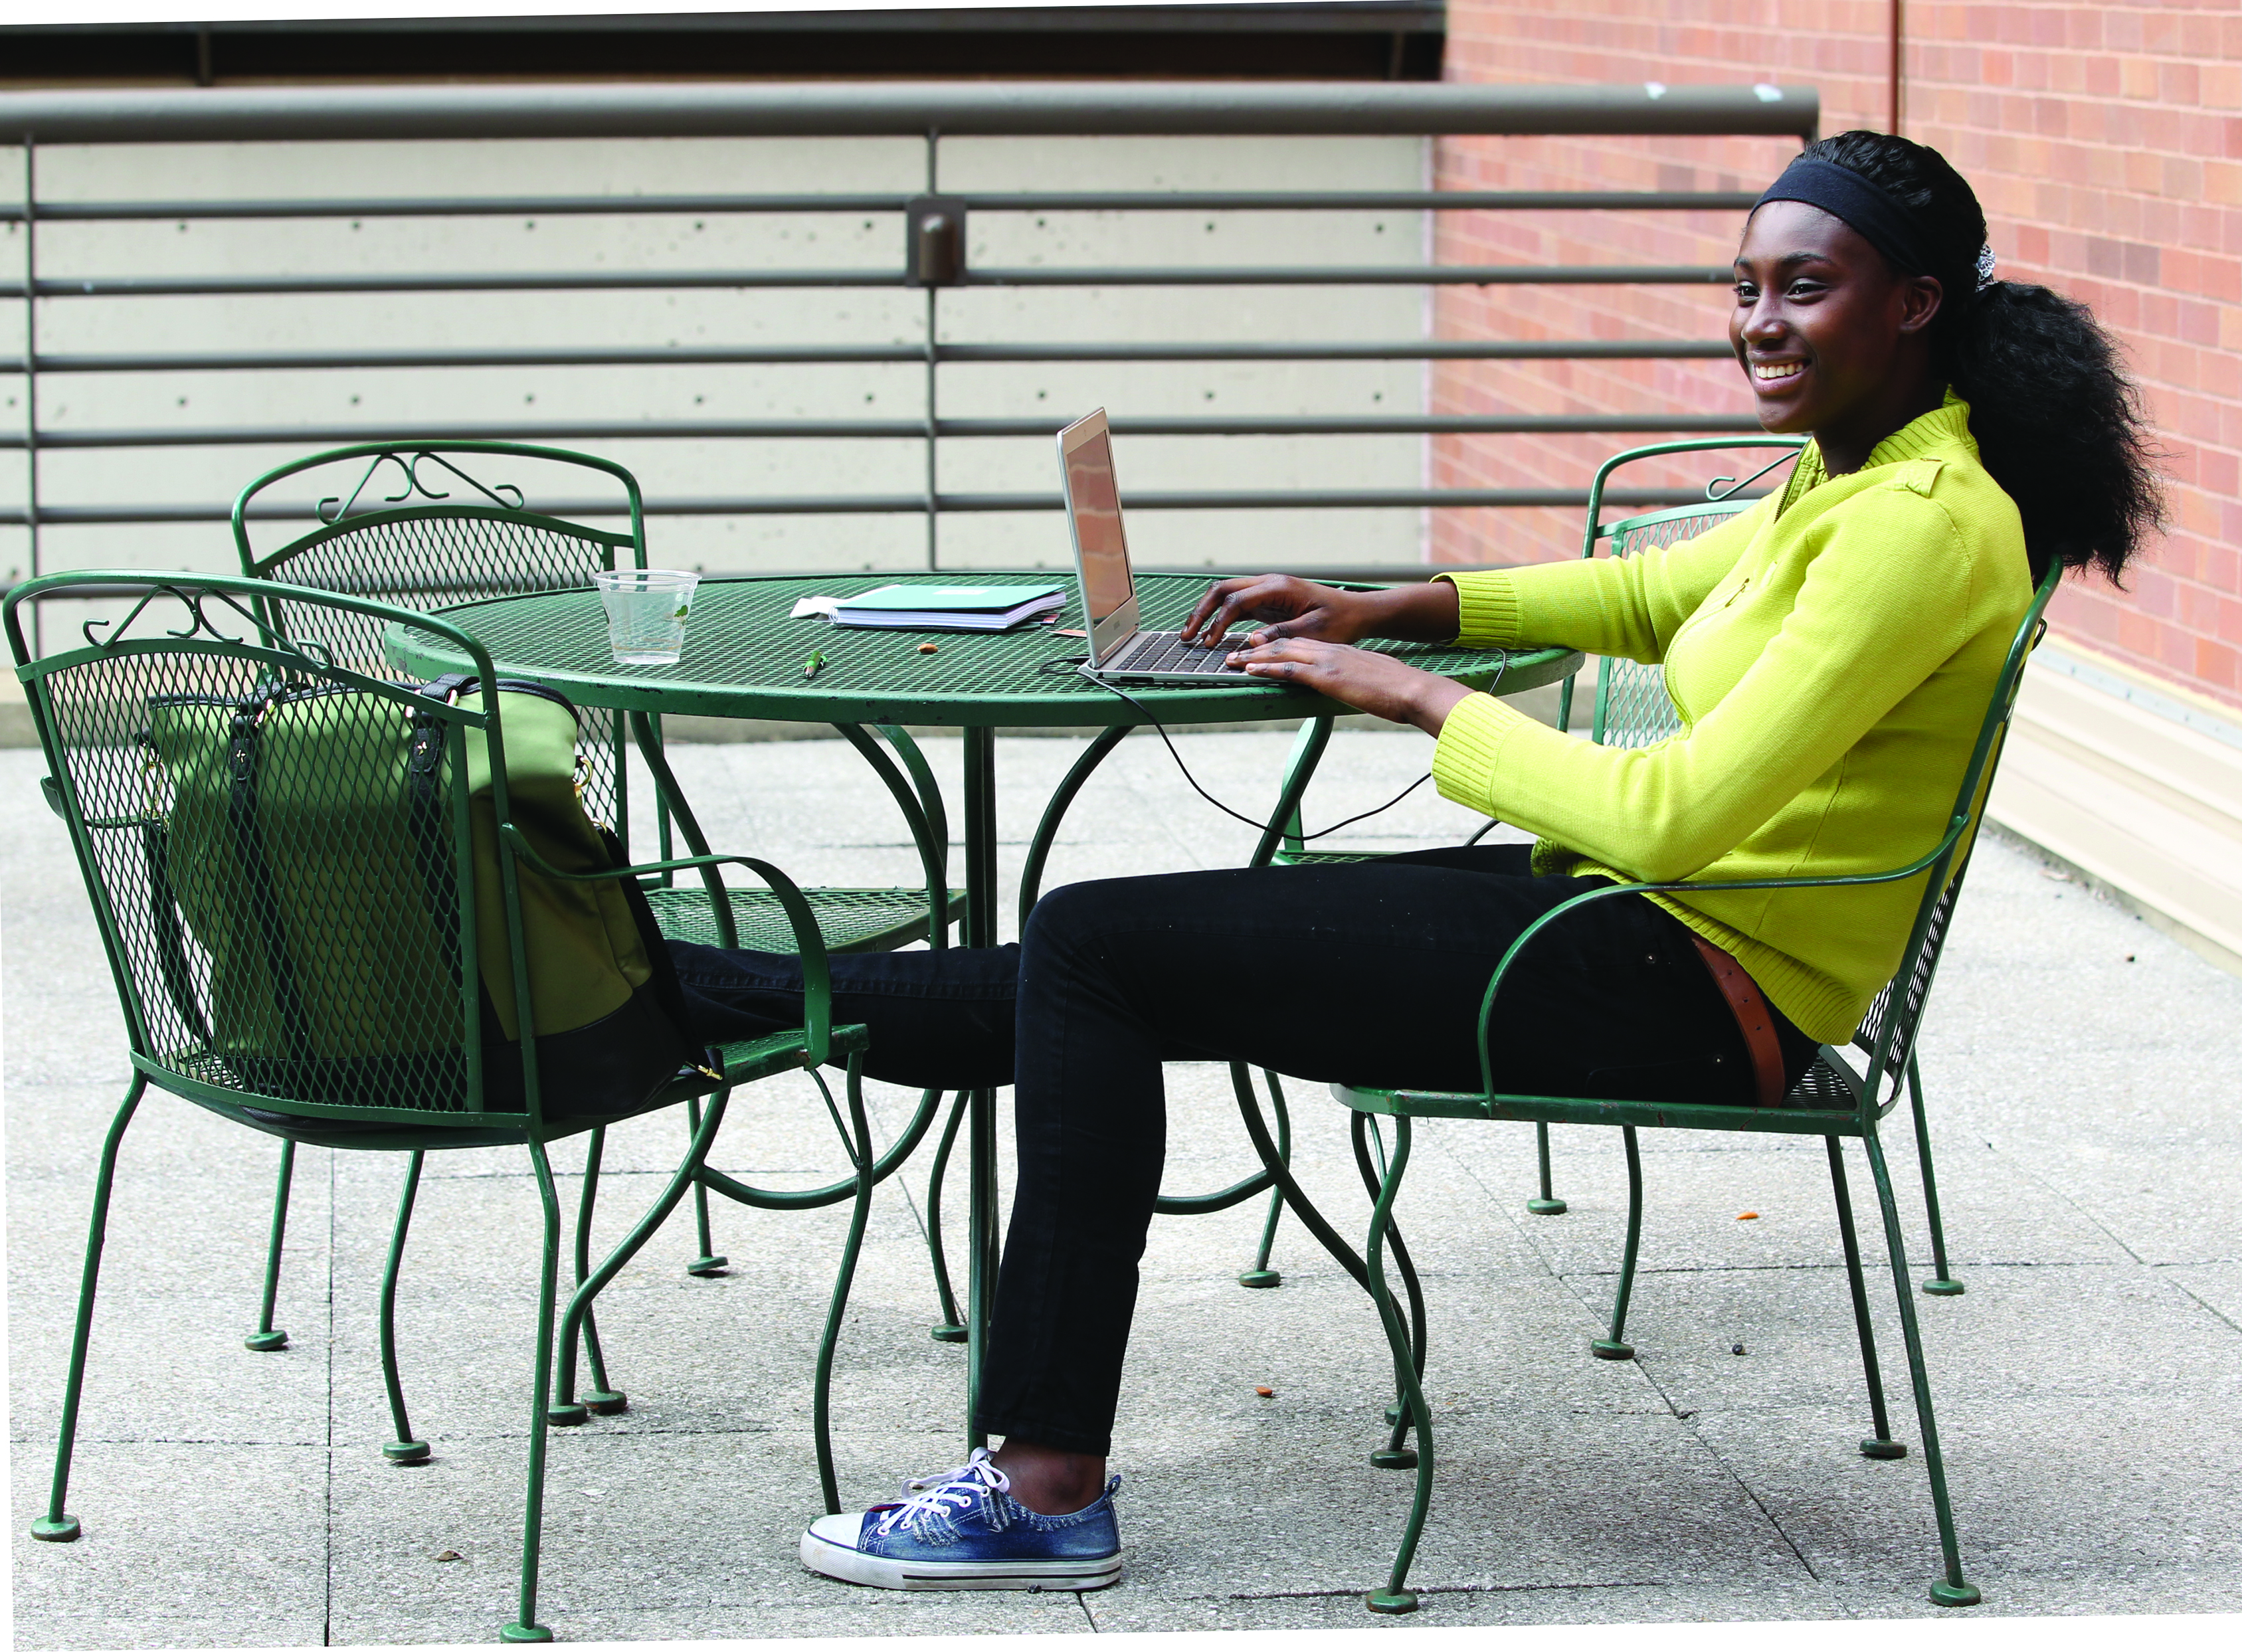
[1732,283,1757,300]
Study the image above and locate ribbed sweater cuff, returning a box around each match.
[1431,691,1527,809]
[1433,571,1521,647]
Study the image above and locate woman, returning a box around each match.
[670,130,2160,1592]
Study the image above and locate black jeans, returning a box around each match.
[668,844,1816,1456]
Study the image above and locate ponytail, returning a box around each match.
[1802,132,2164,586]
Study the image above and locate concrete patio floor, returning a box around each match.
[7,725,2242,1647]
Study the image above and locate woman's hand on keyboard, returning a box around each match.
[1182,576,1459,650]
[1230,636,1475,736]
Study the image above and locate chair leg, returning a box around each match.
[245,1138,294,1351]
[504,1139,565,1644]
[553,1092,732,1426]
[379,1151,432,1463]
[1863,1131,1980,1607]
[1238,1071,1291,1289]
[1592,1126,1643,1360]
[683,1095,729,1277]
[1527,1121,1567,1216]
[924,1090,971,1343]
[580,1128,627,1416]
[812,1059,877,1516]
[551,1128,628,1424]
[1825,1137,1905,1459]
[1909,1055,1964,1297]
[1351,1114,1428,1455]
[32,1077,146,1544]
[1361,1115,1433,1616]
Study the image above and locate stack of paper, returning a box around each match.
[831,584,1067,632]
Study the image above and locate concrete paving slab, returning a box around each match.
[1085,1574,1857,1630]
[13,734,2242,1642]
[1692,1390,2242,1611]
[7,1442,329,1651]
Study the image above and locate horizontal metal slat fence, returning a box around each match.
[1,80,1813,609]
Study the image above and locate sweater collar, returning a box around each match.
[1779,389,1976,512]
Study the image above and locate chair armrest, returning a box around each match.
[496,825,836,1067]
[1465,810,1972,1098]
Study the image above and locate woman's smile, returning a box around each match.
[1730,198,1944,473]
[1749,357,1808,387]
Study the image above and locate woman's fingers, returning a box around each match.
[1194,577,1381,646]
[1234,638,1473,734]
[1182,575,1309,642]
[1182,577,1266,642]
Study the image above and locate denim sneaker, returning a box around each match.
[800,1448,1122,1592]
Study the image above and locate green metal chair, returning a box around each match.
[1234,556,2063,1615]
[232,442,967,1357]
[10,571,876,1642]
[1237,440,1988,1297]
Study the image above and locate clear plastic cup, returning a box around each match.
[593,569,700,666]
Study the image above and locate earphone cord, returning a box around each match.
[1052,644,1509,844]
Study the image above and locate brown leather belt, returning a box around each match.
[1689,935,1786,1108]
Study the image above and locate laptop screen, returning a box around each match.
[1064,425,1134,633]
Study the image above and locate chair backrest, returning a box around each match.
[233,442,646,844]
[5,571,553,1131]
[1849,561,2058,1093]
[1568,438,1808,747]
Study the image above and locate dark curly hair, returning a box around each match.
[1800,130,2164,585]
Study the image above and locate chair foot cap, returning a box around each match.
[1236,1269,1282,1289]
[546,1404,591,1427]
[686,1256,729,1277]
[1526,1198,1568,1216]
[584,1390,628,1416]
[1590,1340,1634,1361]
[30,1516,80,1543]
[1860,1438,1908,1460]
[929,1324,969,1344]
[1369,1447,1418,1471]
[383,1441,431,1465]
[1922,1279,1965,1297]
[1930,1582,1982,1608]
[500,1623,555,1643]
[244,1331,288,1352]
[1365,1590,1418,1615]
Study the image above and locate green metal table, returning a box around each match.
[392,570,1580,1443]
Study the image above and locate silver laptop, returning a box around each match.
[1058,408,1265,686]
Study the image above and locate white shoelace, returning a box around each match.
[870,1447,1012,1538]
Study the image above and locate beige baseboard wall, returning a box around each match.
[1988,638,2242,978]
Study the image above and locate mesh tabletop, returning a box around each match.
[390,573,1581,729]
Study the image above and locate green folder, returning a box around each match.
[839,584,1065,612]
[832,583,1068,632]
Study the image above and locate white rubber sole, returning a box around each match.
[800,1519,1122,1593]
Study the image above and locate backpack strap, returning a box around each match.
[225,681,316,1067]
[402,696,466,991]
[132,731,213,1049]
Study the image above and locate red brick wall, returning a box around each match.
[1436,1,2242,710]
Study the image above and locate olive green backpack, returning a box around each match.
[142,673,700,1119]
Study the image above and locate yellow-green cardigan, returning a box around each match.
[1432,394,2033,1045]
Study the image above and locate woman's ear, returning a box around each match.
[1899,273,1945,336]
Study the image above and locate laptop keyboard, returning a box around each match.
[1107,630,1252,676]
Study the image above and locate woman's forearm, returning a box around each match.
[1364,579,1461,642]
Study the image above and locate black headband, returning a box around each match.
[1753,157,1939,277]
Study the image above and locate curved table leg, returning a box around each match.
[1018,723,1133,922]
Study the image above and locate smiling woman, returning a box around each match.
[668,132,2166,1598]
[1732,132,2160,585]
